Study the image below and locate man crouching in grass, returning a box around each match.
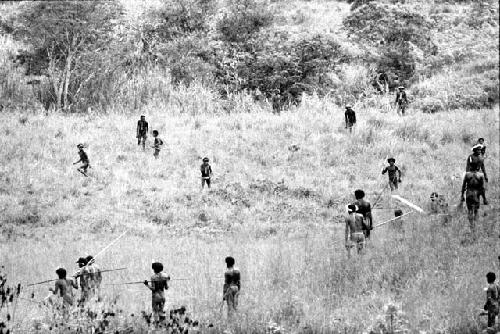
[345,204,366,257]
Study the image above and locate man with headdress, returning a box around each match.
[74,257,91,306]
[85,255,102,301]
[395,86,408,115]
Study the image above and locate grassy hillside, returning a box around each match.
[0,104,498,333]
[0,0,499,333]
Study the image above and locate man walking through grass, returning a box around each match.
[466,144,488,205]
[73,144,90,177]
[344,105,356,133]
[144,262,170,327]
[484,272,499,329]
[382,158,402,191]
[353,189,374,239]
[395,86,408,115]
[74,257,91,306]
[345,204,366,256]
[223,256,241,318]
[137,115,149,150]
[460,161,485,228]
[48,268,78,319]
[85,255,102,301]
[200,157,213,189]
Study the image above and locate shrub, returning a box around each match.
[216,0,273,43]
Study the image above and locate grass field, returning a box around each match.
[0,102,499,333]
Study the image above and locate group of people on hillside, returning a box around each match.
[344,86,409,131]
[67,100,497,329]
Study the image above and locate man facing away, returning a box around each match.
[345,204,366,257]
[223,256,241,318]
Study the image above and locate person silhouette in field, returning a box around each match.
[137,115,149,150]
[48,268,77,318]
[345,204,366,257]
[151,130,163,159]
[466,144,488,205]
[74,257,91,306]
[484,272,499,329]
[428,192,451,226]
[73,144,90,176]
[200,157,213,189]
[223,256,240,318]
[85,255,102,301]
[344,105,356,133]
[395,86,408,115]
[353,189,374,240]
[144,262,170,327]
[460,161,485,227]
[382,158,402,191]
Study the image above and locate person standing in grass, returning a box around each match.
[223,256,241,318]
[73,144,90,176]
[137,115,149,150]
[200,157,213,189]
[466,144,488,205]
[85,255,102,301]
[395,86,408,115]
[382,158,402,191]
[460,161,485,228]
[428,192,451,226]
[484,272,499,329]
[48,268,78,317]
[344,105,356,133]
[144,262,170,326]
[345,204,366,256]
[152,130,163,159]
[74,257,91,306]
[353,189,374,239]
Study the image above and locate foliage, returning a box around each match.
[343,3,436,83]
[212,31,344,108]
[216,0,274,43]
[15,0,125,112]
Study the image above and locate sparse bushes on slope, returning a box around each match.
[412,59,499,112]
[343,3,436,85]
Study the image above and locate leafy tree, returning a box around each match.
[15,0,124,112]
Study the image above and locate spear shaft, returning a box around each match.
[26,267,127,287]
